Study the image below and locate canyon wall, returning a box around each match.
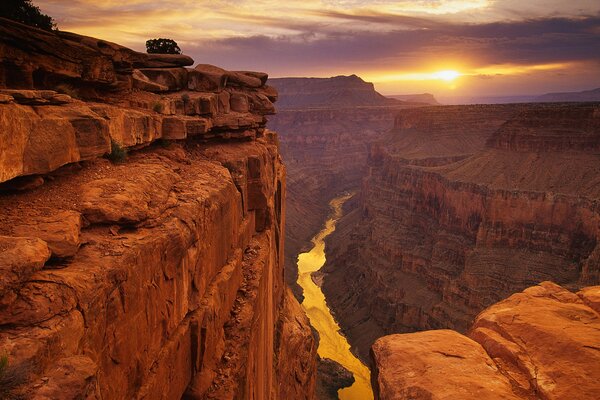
[323,103,600,361]
[372,282,600,400]
[268,107,399,294]
[0,18,316,399]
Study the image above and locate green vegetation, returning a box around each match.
[0,353,27,399]
[152,101,164,113]
[146,38,181,55]
[0,0,55,30]
[107,140,127,163]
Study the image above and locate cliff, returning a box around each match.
[0,18,317,399]
[322,103,600,361]
[535,88,600,103]
[372,282,600,400]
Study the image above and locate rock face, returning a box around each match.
[372,282,600,400]
[0,20,316,400]
[268,97,415,297]
[322,103,600,361]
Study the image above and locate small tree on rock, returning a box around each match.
[146,38,181,54]
[0,0,55,30]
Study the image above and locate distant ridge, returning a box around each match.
[268,75,398,109]
[535,87,600,103]
[387,93,439,105]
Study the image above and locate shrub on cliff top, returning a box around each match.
[0,0,55,30]
[146,38,181,54]
[107,140,127,164]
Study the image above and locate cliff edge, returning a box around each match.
[0,18,316,400]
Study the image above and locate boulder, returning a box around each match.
[235,71,268,86]
[188,64,228,92]
[470,281,600,400]
[12,211,82,258]
[371,330,521,400]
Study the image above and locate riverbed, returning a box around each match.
[297,194,374,400]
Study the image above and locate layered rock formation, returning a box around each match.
[323,103,600,361]
[267,77,421,297]
[269,75,398,110]
[0,18,316,399]
[372,282,600,400]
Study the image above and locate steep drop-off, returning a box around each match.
[323,103,600,361]
[268,77,419,297]
[0,18,316,400]
[372,282,600,400]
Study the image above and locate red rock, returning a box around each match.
[12,211,82,258]
[470,282,600,400]
[138,68,188,91]
[0,236,50,299]
[372,330,521,400]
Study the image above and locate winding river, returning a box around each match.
[297,193,374,400]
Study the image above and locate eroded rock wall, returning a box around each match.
[0,19,316,400]
[268,105,411,297]
[323,103,600,361]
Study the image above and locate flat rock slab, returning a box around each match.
[372,329,521,400]
[81,162,179,224]
[12,211,82,258]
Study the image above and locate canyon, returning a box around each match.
[1,14,599,400]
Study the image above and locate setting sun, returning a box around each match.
[433,70,461,81]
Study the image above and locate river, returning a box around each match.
[296,193,374,400]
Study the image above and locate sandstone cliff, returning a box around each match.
[322,103,600,361]
[371,282,600,400]
[0,18,316,399]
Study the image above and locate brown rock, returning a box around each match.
[81,163,179,224]
[188,64,228,92]
[227,72,263,88]
[371,330,521,400]
[132,69,169,92]
[145,53,194,67]
[12,211,82,258]
[32,356,99,400]
[0,236,50,298]
[230,92,249,113]
[138,68,188,91]
[235,71,268,86]
[470,282,600,400]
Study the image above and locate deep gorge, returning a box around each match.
[0,16,599,400]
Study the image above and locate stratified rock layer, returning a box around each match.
[323,103,600,361]
[0,19,316,400]
[372,282,600,400]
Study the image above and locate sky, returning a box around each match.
[36,0,600,99]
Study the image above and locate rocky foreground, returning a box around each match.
[0,18,317,399]
[372,282,600,400]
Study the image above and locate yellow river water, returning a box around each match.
[297,193,374,400]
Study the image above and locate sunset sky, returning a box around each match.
[36,0,600,99]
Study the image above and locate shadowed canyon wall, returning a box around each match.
[0,18,317,399]
[267,77,424,298]
[322,102,600,361]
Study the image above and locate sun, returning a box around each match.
[433,70,461,81]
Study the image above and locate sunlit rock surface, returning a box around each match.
[372,282,600,400]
